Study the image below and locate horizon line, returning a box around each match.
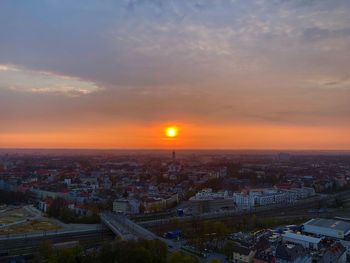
[0,147,350,152]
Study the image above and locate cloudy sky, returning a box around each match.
[0,0,349,149]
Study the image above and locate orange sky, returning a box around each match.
[1,123,349,150]
[1,1,350,150]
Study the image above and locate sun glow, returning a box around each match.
[165,126,178,138]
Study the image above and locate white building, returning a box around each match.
[289,187,315,199]
[234,188,294,208]
[233,192,255,208]
[303,218,350,239]
[64,178,72,185]
[192,188,229,200]
[113,199,140,214]
[282,232,323,250]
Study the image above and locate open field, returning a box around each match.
[0,205,61,234]
[0,206,38,229]
[0,220,61,234]
[0,207,34,226]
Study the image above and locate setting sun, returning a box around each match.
[165,126,178,138]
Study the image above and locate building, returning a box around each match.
[233,188,296,209]
[321,243,346,263]
[187,198,235,214]
[113,199,129,213]
[192,188,229,200]
[233,192,255,208]
[38,198,54,212]
[303,218,350,239]
[143,193,178,213]
[253,250,275,263]
[275,244,310,263]
[282,232,323,250]
[288,187,315,199]
[113,199,140,214]
[232,245,256,263]
[31,188,67,199]
[312,242,346,263]
[339,240,350,257]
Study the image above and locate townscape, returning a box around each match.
[1,0,350,262]
[1,150,350,262]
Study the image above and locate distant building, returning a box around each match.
[277,153,290,162]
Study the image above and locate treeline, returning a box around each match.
[158,215,307,252]
[235,214,308,232]
[38,239,200,263]
[47,198,100,224]
[0,189,32,204]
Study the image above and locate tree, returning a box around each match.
[60,207,74,223]
[47,198,66,218]
[98,243,115,263]
[47,246,83,263]
[227,163,241,178]
[139,203,146,214]
[125,247,153,263]
[252,214,257,228]
[122,190,129,198]
[39,240,53,259]
[168,252,199,263]
[0,190,32,204]
[147,239,168,263]
[97,239,168,263]
[223,240,235,260]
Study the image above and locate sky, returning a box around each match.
[0,0,349,150]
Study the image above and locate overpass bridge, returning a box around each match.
[100,212,157,240]
[100,212,182,253]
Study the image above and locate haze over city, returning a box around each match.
[1,0,349,150]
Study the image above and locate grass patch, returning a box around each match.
[0,220,61,234]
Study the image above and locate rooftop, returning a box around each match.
[304,218,350,233]
[282,232,323,243]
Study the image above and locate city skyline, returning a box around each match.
[1,0,350,149]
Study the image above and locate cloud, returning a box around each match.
[0,65,100,97]
[303,27,350,41]
[0,64,18,71]
[0,0,349,130]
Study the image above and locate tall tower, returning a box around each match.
[172,151,176,162]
